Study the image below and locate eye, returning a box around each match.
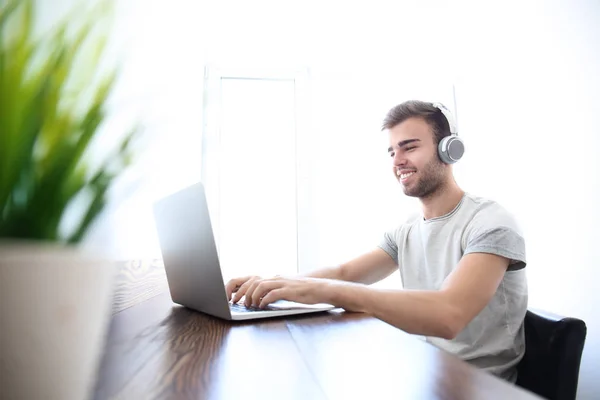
[389,152,395,158]
[406,146,416,152]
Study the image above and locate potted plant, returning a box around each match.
[0,1,138,399]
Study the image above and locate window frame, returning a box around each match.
[201,65,310,274]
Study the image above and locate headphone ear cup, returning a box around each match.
[438,136,465,164]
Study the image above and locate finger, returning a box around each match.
[251,281,282,307]
[243,279,263,307]
[260,288,287,308]
[225,276,251,301]
[232,278,257,303]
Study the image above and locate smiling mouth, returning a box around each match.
[396,170,416,181]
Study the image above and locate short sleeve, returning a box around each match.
[462,205,527,271]
[378,229,399,264]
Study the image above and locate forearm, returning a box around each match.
[301,249,397,285]
[302,265,392,285]
[326,283,461,339]
[301,266,344,281]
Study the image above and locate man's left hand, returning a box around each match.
[242,276,332,308]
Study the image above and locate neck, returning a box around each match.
[419,178,465,220]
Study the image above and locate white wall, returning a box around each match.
[451,2,600,399]
[37,0,599,398]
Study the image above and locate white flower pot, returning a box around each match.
[0,241,116,400]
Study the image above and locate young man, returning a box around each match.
[225,100,528,383]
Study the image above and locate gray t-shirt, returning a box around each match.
[378,192,528,382]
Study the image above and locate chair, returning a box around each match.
[516,308,587,400]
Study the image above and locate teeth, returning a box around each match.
[400,172,415,179]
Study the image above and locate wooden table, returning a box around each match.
[93,260,542,400]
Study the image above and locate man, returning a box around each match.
[225,100,528,382]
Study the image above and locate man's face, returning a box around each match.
[387,117,447,199]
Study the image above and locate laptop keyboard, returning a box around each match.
[230,302,269,313]
[229,303,265,312]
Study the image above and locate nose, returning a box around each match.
[393,151,406,168]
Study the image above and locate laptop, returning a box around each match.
[152,181,336,321]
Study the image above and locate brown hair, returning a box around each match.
[381,100,452,145]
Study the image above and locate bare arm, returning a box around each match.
[302,248,398,285]
[326,253,510,339]
[226,248,398,305]
[253,253,509,338]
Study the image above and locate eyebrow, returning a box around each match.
[387,139,421,153]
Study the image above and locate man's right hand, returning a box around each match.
[225,276,262,304]
[224,248,398,304]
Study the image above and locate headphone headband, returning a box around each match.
[432,102,458,136]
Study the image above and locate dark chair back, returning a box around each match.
[516,309,587,400]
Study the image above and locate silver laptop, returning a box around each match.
[152,181,336,321]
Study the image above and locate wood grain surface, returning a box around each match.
[97,260,543,400]
[110,259,169,314]
[96,294,327,400]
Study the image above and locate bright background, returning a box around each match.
[38,1,600,398]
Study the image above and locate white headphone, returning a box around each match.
[432,102,464,164]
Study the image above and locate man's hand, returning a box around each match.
[252,276,332,308]
[225,275,262,303]
[227,275,332,308]
[224,248,396,306]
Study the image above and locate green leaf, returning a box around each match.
[67,171,110,244]
[0,0,138,244]
[0,0,39,219]
[0,1,19,29]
